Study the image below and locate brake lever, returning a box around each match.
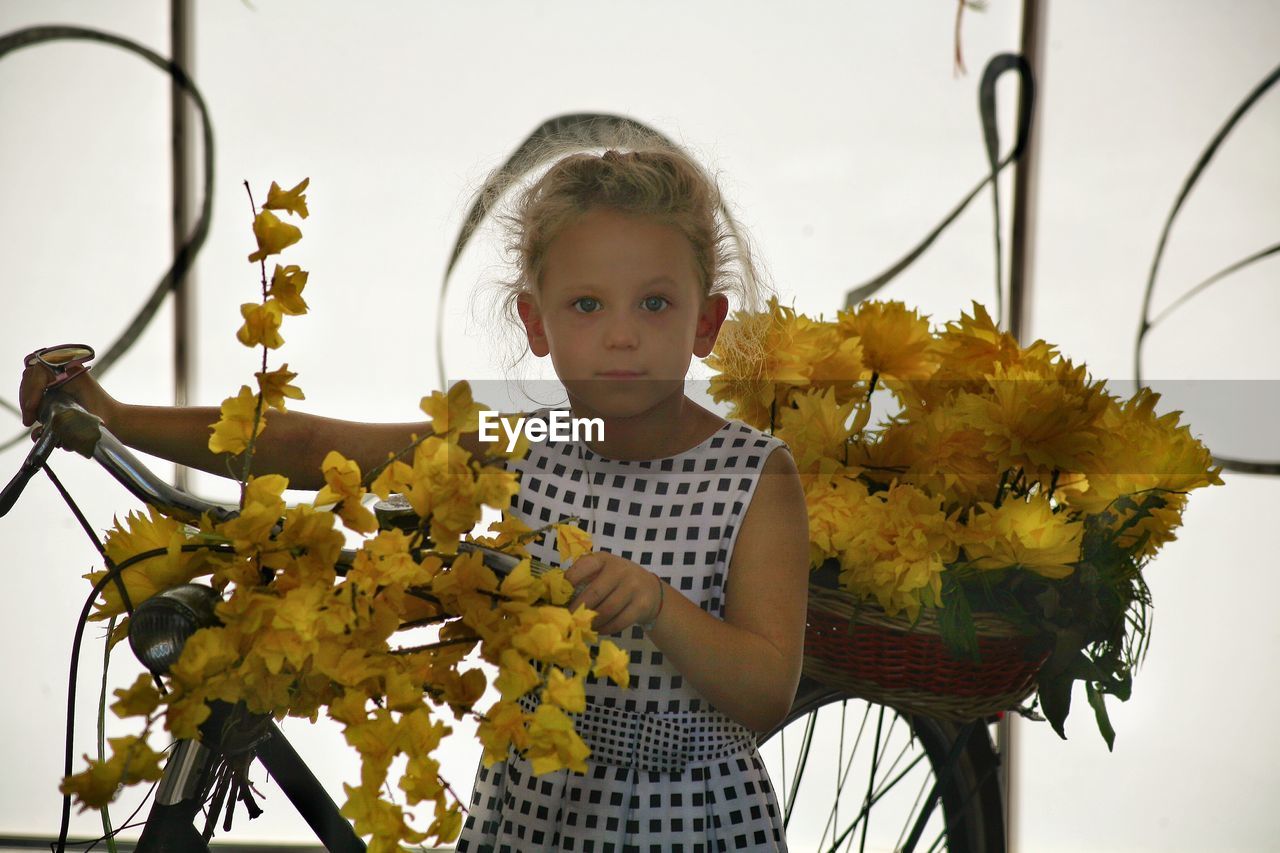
[0,425,58,518]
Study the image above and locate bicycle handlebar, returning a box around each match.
[1,391,519,577]
[0,391,236,525]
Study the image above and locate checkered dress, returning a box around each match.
[455,413,790,852]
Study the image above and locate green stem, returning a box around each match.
[237,180,270,508]
[98,617,118,853]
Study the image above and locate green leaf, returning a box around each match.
[1037,671,1072,741]
[938,578,981,662]
[1086,681,1116,751]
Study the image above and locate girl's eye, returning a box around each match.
[573,297,601,313]
[640,296,670,312]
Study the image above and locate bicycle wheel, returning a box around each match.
[759,677,1004,853]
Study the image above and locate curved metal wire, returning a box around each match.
[0,25,216,452]
[1134,60,1280,476]
[843,52,1034,313]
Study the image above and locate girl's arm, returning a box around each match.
[566,447,810,733]
[19,365,471,491]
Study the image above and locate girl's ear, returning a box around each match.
[693,293,730,358]
[516,293,550,357]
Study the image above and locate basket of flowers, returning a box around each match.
[707,299,1222,743]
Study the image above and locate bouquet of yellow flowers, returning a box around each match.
[61,180,624,853]
[708,298,1222,747]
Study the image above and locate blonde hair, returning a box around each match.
[479,128,769,369]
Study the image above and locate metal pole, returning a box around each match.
[1002,2,1048,851]
[170,0,195,490]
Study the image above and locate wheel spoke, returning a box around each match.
[782,709,819,829]
[765,697,1003,853]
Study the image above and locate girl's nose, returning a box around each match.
[602,314,640,349]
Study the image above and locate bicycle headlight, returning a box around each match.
[127,584,221,675]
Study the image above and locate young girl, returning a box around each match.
[19,141,810,852]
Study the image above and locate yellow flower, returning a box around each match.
[267,264,309,314]
[61,735,165,811]
[236,299,285,350]
[248,209,302,262]
[316,450,378,533]
[485,514,535,552]
[775,388,858,472]
[419,382,485,436]
[807,331,866,405]
[837,483,958,619]
[526,704,590,775]
[169,627,240,689]
[92,506,205,619]
[498,558,541,604]
[910,411,981,492]
[262,177,310,219]
[541,666,586,713]
[707,298,833,428]
[165,692,213,739]
[60,758,123,811]
[275,503,345,582]
[474,465,521,510]
[477,700,529,764]
[1068,387,1223,513]
[340,781,428,848]
[555,524,592,565]
[208,385,266,456]
[431,549,498,600]
[801,469,869,565]
[398,753,444,805]
[540,568,575,606]
[898,302,1058,416]
[961,495,1083,579]
[951,360,1110,478]
[350,529,430,589]
[429,806,463,845]
[255,364,304,412]
[591,639,630,688]
[836,300,938,382]
[219,473,288,550]
[398,707,448,756]
[110,674,162,718]
[368,457,413,501]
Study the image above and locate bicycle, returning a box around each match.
[3,390,1003,852]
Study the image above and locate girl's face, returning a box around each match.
[517,207,728,421]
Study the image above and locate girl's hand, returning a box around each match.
[19,360,113,428]
[564,552,664,636]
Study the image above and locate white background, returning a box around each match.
[1,2,1277,850]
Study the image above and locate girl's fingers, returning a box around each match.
[574,568,624,615]
[18,365,50,426]
[589,583,632,631]
[563,552,603,587]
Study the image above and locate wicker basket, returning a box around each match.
[803,582,1046,722]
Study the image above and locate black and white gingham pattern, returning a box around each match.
[457,415,790,852]
[516,694,758,774]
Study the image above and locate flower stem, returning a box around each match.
[237,181,270,506]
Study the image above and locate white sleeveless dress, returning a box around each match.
[456,413,790,853]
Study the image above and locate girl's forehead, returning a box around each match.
[540,208,701,292]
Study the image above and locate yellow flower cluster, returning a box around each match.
[709,299,1223,618]
[63,182,624,852]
